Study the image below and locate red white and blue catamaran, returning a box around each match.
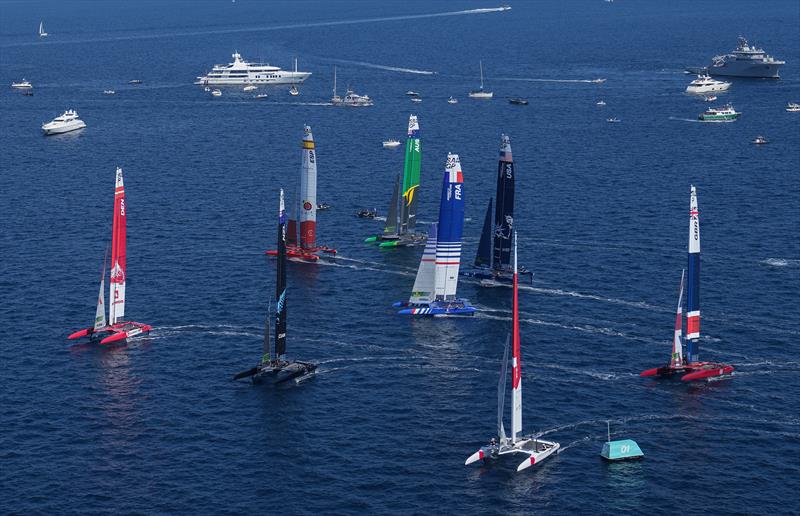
[465,232,560,471]
[68,167,152,345]
[266,125,336,262]
[464,134,532,285]
[393,153,476,316]
[640,185,734,382]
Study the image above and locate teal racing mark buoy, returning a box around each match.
[601,421,644,461]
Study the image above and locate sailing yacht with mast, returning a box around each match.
[468,60,493,99]
[235,189,317,385]
[465,233,560,471]
[330,66,373,107]
[289,58,300,96]
[463,135,532,285]
[640,186,734,382]
[68,168,152,345]
[394,154,476,316]
[266,126,336,262]
[38,21,48,38]
[366,115,425,247]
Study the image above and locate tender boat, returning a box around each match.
[356,209,377,219]
[128,79,143,84]
[195,52,311,86]
[317,203,331,211]
[699,104,740,122]
[411,97,422,103]
[11,79,32,89]
[465,233,560,471]
[786,102,800,112]
[243,84,257,92]
[382,139,401,148]
[596,100,606,106]
[289,84,299,96]
[211,89,222,97]
[640,186,735,382]
[255,93,269,99]
[509,98,528,105]
[469,60,493,99]
[686,74,731,94]
[606,117,621,123]
[103,90,116,95]
[42,110,86,135]
[447,96,458,104]
[703,95,717,102]
[752,135,768,145]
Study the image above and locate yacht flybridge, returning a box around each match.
[195,52,311,86]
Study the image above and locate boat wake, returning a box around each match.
[525,286,665,312]
[761,258,800,267]
[322,58,435,75]
[474,311,644,341]
[668,116,702,123]
[492,76,605,84]
[317,260,415,277]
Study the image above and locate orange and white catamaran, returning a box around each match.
[68,167,152,345]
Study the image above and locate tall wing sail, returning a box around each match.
[109,167,127,325]
[383,175,400,236]
[434,154,465,300]
[409,223,437,304]
[94,251,108,331]
[474,199,493,267]
[686,185,701,362]
[498,334,510,444]
[299,125,317,249]
[511,232,522,441]
[399,115,421,234]
[671,269,686,368]
[275,190,288,358]
[493,135,515,270]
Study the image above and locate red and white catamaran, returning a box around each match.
[465,232,560,472]
[68,167,152,345]
[266,125,336,262]
[640,185,734,381]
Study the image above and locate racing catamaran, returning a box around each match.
[365,114,425,247]
[463,134,532,285]
[465,232,560,471]
[393,153,475,316]
[640,185,734,381]
[68,167,152,345]
[235,189,317,384]
[266,125,336,262]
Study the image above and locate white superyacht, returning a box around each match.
[195,52,311,86]
[42,110,86,135]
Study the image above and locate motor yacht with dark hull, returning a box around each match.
[687,37,785,79]
[196,52,311,86]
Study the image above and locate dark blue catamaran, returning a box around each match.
[464,135,532,285]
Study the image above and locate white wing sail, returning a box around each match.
[409,223,437,304]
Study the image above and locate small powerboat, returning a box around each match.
[606,117,621,123]
[243,84,257,92]
[592,78,607,83]
[383,139,401,148]
[405,91,420,97]
[596,100,606,106]
[411,97,422,103]
[255,93,269,99]
[787,102,800,112]
[11,79,32,89]
[703,95,717,102]
[356,209,377,219]
[509,98,528,105]
[103,90,116,95]
[317,202,331,211]
[42,109,86,135]
[128,79,143,85]
[752,135,768,145]
[447,96,458,104]
[211,89,222,97]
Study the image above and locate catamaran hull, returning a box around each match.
[265,246,336,262]
[253,361,317,384]
[365,233,427,247]
[640,362,734,381]
[462,267,533,285]
[465,438,560,472]
[395,300,476,316]
[68,321,152,345]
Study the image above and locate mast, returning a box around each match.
[332,66,337,97]
[493,135,515,270]
[671,269,686,368]
[686,185,701,362]
[108,167,126,325]
[384,175,401,236]
[94,249,108,331]
[479,60,485,90]
[399,115,421,234]
[299,125,317,249]
[434,154,465,301]
[275,190,288,359]
[474,199,493,268]
[409,223,437,304]
[511,231,522,441]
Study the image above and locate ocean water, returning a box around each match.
[1,1,799,513]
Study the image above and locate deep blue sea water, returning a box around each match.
[1,1,799,514]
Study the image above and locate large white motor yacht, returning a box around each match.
[42,110,86,135]
[686,74,730,94]
[195,53,311,86]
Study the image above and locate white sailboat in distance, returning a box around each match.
[38,21,48,37]
[468,60,493,99]
[465,232,560,472]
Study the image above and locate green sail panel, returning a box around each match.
[399,115,421,234]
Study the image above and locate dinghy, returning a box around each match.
[640,186,734,381]
[394,154,475,316]
[235,189,316,385]
[463,135,532,285]
[68,168,152,345]
[266,125,336,262]
[465,233,560,470]
[366,115,426,247]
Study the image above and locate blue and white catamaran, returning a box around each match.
[394,153,476,316]
[640,185,734,382]
[465,233,560,471]
[463,135,532,285]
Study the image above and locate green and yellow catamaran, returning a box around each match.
[366,114,426,247]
